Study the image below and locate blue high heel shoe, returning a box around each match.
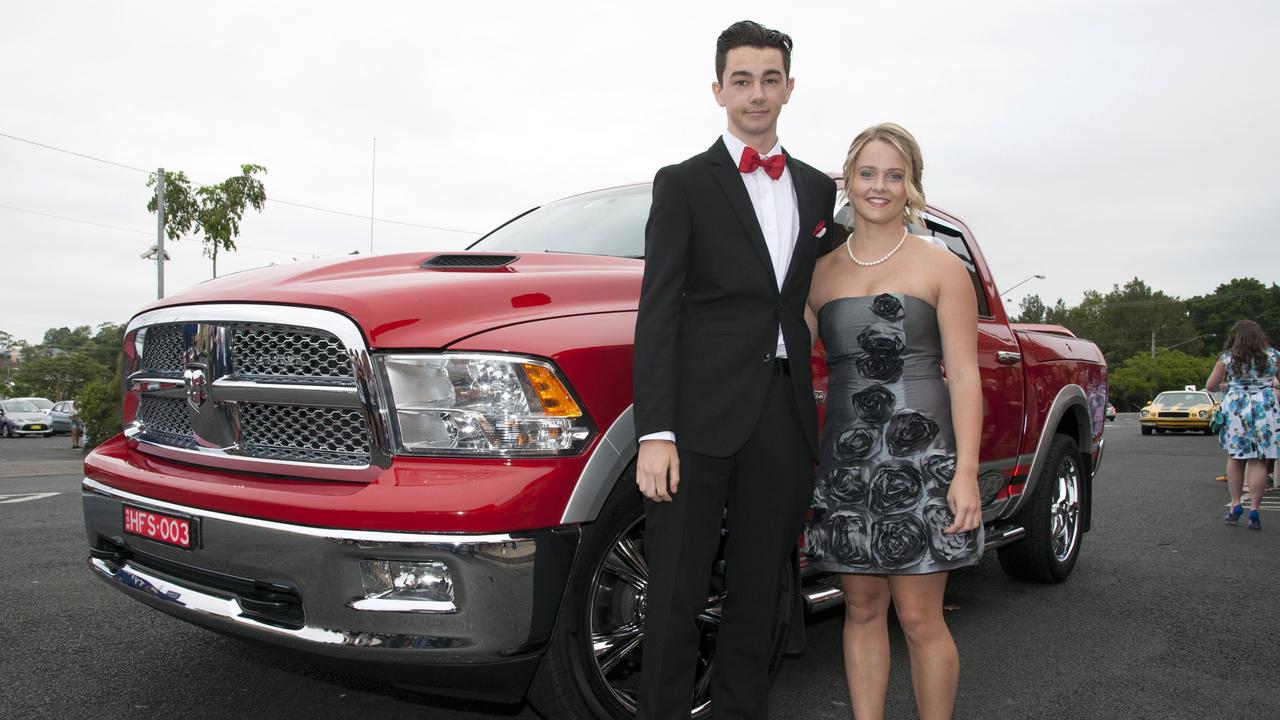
[1248,509,1262,530]
[1225,504,1243,524]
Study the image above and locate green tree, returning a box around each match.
[1186,278,1280,350]
[88,322,125,371]
[11,353,107,400]
[1107,350,1217,411]
[78,376,122,450]
[1015,294,1048,323]
[20,325,92,360]
[1048,279,1195,366]
[147,164,268,278]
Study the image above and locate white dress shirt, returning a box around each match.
[639,131,802,445]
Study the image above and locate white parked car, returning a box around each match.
[1,399,55,437]
[11,396,54,414]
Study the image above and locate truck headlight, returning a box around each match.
[378,353,593,456]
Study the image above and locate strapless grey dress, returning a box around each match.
[803,293,983,574]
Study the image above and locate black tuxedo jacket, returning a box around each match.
[633,137,838,458]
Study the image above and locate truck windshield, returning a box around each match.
[468,184,649,258]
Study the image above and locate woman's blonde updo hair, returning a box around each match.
[841,123,926,229]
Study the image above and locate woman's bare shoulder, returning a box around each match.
[910,235,966,278]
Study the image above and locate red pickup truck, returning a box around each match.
[82,182,1107,719]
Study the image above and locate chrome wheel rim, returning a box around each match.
[588,515,719,718]
[1050,453,1082,563]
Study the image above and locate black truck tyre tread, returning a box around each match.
[528,466,641,720]
[998,434,1084,583]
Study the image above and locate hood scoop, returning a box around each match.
[421,254,518,270]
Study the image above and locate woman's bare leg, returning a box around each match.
[1226,457,1246,509]
[841,574,892,720]
[888,572,957,720]
[1246,459,1267,511]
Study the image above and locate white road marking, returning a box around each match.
[1227,487,1280,512]
[0,492,61,504]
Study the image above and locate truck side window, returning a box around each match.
[921,220,992,318]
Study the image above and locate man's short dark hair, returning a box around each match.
[715,20,793,84]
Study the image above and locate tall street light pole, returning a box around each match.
[1003,272,1044,298]
[155,167,166,299]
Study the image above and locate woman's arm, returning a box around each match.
[935,252,982,534]
[1206,360,1226,393]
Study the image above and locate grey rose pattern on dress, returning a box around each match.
[805,293,983,575]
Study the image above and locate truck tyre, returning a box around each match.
[528,464,791,720]
[998,435,1084,583]
[1140,426,1152,436]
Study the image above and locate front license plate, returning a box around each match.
[123,505,199,549]
[29,424,45,430]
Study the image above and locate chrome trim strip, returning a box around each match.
[560,406,637,525]
[802,583,844,614]
[983,523,1026,550]
[124,303,393,473]
[129,378,185,396]
[212,379,363,408]
[83,477,518,545]
[90,557,352,644]
[1007,385,1089,517]
[348,597,457,614]
[127,305,364,350]
[122,429,380,482]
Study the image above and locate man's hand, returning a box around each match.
[637,439,680,502]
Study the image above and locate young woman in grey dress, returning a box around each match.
[803,123,983,720]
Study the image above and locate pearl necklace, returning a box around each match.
[846,226,909,267]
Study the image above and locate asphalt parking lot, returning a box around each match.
[2,418,1278,719]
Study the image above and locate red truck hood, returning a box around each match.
[137,251,644,348]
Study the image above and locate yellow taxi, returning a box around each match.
[1139,389,1218,435]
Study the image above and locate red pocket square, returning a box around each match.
[812,220,827,238]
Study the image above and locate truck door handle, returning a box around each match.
[996,351,1022,365]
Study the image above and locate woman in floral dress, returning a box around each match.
[1206,319,1280,530]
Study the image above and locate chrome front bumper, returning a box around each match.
[82,478,578,701]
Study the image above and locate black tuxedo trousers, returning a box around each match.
[632,139,838,720]
[637,374,812,720]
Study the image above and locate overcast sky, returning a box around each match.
[3,0,1277,345]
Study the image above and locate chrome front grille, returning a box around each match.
[231,326,354,383]
[140,325,185,377]
[240,403,369,465]
[123,305,389,480]
[137,396,196,449]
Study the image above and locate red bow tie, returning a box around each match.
[738,146,786,180]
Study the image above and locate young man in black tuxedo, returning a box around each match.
[632,20,838,720]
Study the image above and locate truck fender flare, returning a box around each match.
[1007,384,1090,518]
[560,406,637,525]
